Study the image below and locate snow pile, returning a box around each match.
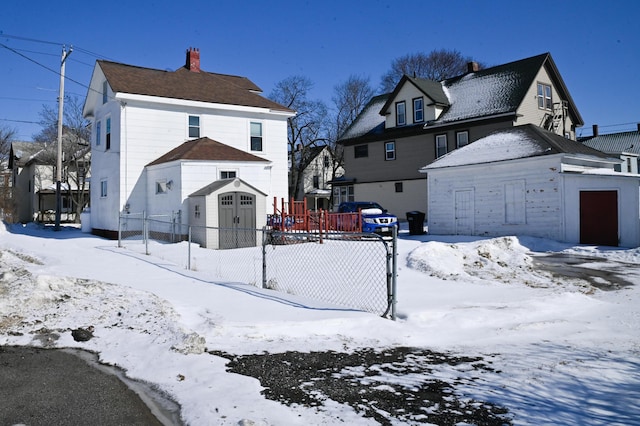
[407,236,541,284]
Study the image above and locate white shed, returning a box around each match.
[188,178,267,249]
[420,125,640,248]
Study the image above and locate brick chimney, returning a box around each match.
[592,124,599,136]
[186,47,200,72]
[467,61,479,73]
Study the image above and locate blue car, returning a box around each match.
[338,201,398,236]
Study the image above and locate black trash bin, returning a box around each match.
[406,211,425,235]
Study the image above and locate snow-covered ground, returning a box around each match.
[1,222,638,425]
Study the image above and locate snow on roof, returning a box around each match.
[339,94,388,140]
[422,125,614,171]
[422,126,546,170]
[434,70,522,124]
[580,130,640,155]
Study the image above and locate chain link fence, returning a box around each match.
[117,214,397,318]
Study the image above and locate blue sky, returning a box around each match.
[1,0,639,140]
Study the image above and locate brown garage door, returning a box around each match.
[579,190,618,246]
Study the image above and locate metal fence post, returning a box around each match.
[391,226,398,320]
[187,225,192,271]
[144,210,149,255]
[262,226,267,289]
[118,213,123,248]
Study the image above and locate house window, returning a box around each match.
[106,117,111,150]
[505,180,526,224]
[435,134,447,158]
[333,185,354,205]
[395,182,403,192]
[313,175,320,189]
[102,81,108,104]
[323,155,330,168]
[156,180,168,194]
[413,97,424,123]
[456,131,469,148]
[95,121,101,146]
[250,122,263,151]
[188,115,200,138]
[354,144,368,158]
[627,158,633,173]
[220,171,237,179]
[396,101,406,126]
[100,179,108,197]
[537,83,552,110]
[385,141,396,160]
[194,204,200,218]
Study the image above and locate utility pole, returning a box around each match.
[55,45,72,231]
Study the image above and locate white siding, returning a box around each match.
[86,80,291,232]
[562,174,640,248]
[427,155,565,239]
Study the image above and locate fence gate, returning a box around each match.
[264,231,395,317]
[219,192,256,249]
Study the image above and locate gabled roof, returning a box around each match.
[97,60,294,113]
[421,124,612,171]
[9,141,51,168]
[580,130,640,156]
[147,137,270,166]
[435,53,583,126]
[339,94,389,140]
[294,145,330,171]
[380,75,449,114]
[189,177,267,197]
[339,53,583,144]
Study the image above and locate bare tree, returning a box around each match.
[268,76,329,201]
[328,74,374,182]
[0,125,17,221]
[34,95,91,222]
[380,49,483,92]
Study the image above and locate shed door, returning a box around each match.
[579,190,618,246]
[219,192,256,249]
[455,189,474,235]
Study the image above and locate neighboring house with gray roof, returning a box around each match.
[9,140,90,223]
[420,125,640,247]
[337,52,584,219]
[83,48,295,239]
[579,124,640,174]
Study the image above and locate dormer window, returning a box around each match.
[537,83,552,110]
[396,101,406,126]
[413,97,424,123]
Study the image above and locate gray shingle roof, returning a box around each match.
[580,131,640,155]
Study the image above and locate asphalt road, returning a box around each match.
[0,346,178,426]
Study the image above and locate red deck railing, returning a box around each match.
[268,197,362,236]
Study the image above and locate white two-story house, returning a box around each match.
[83,48,295,238]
